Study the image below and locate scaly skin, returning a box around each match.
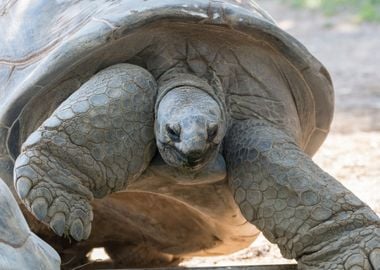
[0,179,60,270]
[224,119,380,270]
[13,64,157,241]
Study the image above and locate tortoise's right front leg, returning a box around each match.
[14,64,157,241]
[224,119,380,270]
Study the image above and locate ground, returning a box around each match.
[181,0,380,266]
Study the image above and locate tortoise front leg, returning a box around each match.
[14,64,157,241]
[0,179,60,270]
[224,119,380,269]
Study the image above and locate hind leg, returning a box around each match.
[14,64,157,241]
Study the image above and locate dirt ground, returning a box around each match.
[182,0,380,266]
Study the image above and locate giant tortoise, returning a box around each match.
[0,0,379,269]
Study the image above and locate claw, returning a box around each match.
[70,219,84,241]
[369,248,380,270]
[31,197,48,220]
[50,212,66,236]
[83,222,92,240]
[16,177,32,199]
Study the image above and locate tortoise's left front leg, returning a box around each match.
[13,64,157,241]
[0,179,60,270]
[224,119,380,270]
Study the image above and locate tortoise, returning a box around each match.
[0,179,60,269]
[0,0,379,269]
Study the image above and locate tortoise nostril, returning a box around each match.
[166,124,181,142]
[207,124,218,142]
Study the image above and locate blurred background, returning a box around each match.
[182,0,380,266]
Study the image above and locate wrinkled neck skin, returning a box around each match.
[155,85,226,172]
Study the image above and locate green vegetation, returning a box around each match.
[285,0,380,22]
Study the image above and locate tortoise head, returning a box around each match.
[155,74,227,171]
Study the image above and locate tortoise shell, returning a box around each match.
[0,0,334,259]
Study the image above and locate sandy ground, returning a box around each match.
[181,0,380,266]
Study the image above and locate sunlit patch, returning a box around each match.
[86,247,111,262]
[335,22,359,33]
[180,233,295,266]
[297,0,322,9]
[278,19,295,30]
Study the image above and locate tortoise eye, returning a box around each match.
[166,124,181,142]
[207,124,218,142]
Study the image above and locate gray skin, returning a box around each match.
[14,64,157,241]
[1,0,380,269]
[0,179,60,270]
[157,74,380,269]
[14,64,380,269]
[155,87,225,171]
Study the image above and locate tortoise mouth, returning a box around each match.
[157,141,218,171]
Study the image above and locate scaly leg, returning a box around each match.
[224,119,380,269]
[14,64,157,241]
[0,179,61,270]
